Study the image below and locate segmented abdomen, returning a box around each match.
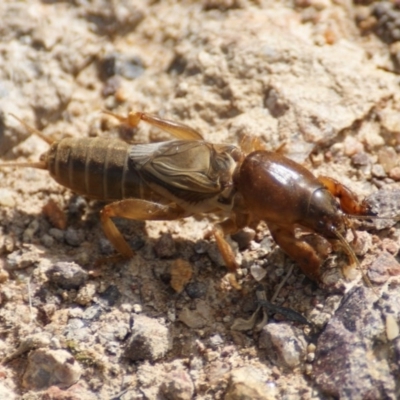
[46,137,152,201]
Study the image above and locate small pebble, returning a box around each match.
[46,261,88,290]
[102,75,121,97]
[389,166,400,181]
[343,136,363,156]
[367,252,400,284]
[386,314,399,340]
[42,199,67,230]
[99,285,120,307]
[113,323,130,341]
[307,343,316,353]
[352,231,371,256]
[307,352,315,362]
[366,188,400,230]
[371,164,387,178]
[133,304,143,313]
[83,305,102,321]
[69,308,84,319]
[65,228,84,247]
[42,385,95,399]
[125,315,170,361]
[99,52,145,80]
[22,349,82,389]
[225,366,277,399]
[75,282,97,306]
[49,228,65,242]
[259,322,307,369]
[259,236,274,252]
[99,238,114,255]
[0,235,15,254]
[381,238,399,255]
[68,196,87,216]
[23,220,39,243]
[377,146,398,173]
[120,304,133,313]
[154,233,176,258]
[250,264,267,282]
[40,234,54,247]
[159,369,195,400]
[50,337,61,349]
[185,281,207,299]
[209,333,224,348]
[0,268,9,283]
[64,318,90,342]
[194,240,208,254]
[351,152,371,167]
[0,188,16,207]
[6,250,40,270]
[170,259,193,293]
[167,309,176,323]
[178,306,208,329]
[105,341,119,355]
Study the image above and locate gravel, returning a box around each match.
[0,1,400,399]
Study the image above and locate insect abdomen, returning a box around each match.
[46,137,150,201]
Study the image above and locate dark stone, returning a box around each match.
[46,262,88,290]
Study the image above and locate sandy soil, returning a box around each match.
[0,1,400,399]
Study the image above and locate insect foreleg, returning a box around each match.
[211,207,254,270]
[318,176,371,216]
[100,199,189,258]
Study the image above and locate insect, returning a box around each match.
[0,111,382,284]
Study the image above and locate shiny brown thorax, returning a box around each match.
[235,151,346,239]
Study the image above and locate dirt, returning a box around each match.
[0,1,400,399]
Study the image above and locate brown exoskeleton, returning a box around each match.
[0,111,378,284]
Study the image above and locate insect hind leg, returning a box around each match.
[103,110,204,140]
[100,199,189,258]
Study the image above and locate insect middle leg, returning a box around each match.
[212,210,252,273]
[267,222,325,282]
[100,199,189,258]
[213,230,237,270]
[211,219,243,289]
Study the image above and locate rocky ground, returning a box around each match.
[0,1,400,399]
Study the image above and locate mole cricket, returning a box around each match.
[0,111,389,285]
